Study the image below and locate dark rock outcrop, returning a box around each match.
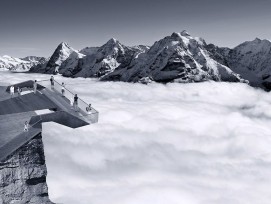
[0,133,53,204]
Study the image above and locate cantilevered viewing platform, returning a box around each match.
[0,79,98,162]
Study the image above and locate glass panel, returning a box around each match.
[37,79,99,124]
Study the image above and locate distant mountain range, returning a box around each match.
[0,55,45,71]
[1,30,271,89]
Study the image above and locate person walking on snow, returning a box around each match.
[50,76,54,89]
[10,85,14,98]
[61,82,65,97]
[33,80,37,94]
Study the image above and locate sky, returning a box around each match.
[1,71,271,204]
[0,0,271,57]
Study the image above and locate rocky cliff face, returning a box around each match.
[0,133,52,204]
[206,38,271,89]
[45,42,85,74]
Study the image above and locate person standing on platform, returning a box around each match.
[50,76,54,89]
[74,94,79,112]
[55,66,59,75]
[17,87,22,96]
[61,82,65,97]
[33,80,37,94]
[10,85,14,98]
[24,121,29,132]
[70,97,73,108]
[86,104,92,114]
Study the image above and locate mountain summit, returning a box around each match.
[45,42,82,73]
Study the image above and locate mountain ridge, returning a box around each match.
[0,55,45,71]
[2,31,271,89]
[206,37,271,89]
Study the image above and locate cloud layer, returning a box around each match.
[1,71,271,204]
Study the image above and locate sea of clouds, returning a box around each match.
[1,71,271,204]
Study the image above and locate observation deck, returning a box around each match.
[0,79,99,162]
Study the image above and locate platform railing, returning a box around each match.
[37,79,99,123]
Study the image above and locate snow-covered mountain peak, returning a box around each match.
[41,42,80,73]
[254,37,262,42]
[0,55,43,71]
[170,32,182,39]
[107,38,118,44]
[102,38,121,48]
[246,38,271,48]
[235,37,271,55]
[170,30,191,39]
[181,30,191,37]
[249,37,271,44]
[1,55,19,61]
[168,31,205,48]
[2,55,12,59]
[59,41,71,48]
[98,38,126,56]
[56,42,76,53]
[150,31,204,55]
[21,56,44,62]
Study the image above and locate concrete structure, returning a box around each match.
[0,79,99,162]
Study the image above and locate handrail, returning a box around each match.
[53,79,76,95]
[53,79,91,106]
[37,79,76,95]
[29,115,42,128]
[36,79,49,82]
[19,115,42,134]
[37,79,99,114]
[37,79,89,104]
